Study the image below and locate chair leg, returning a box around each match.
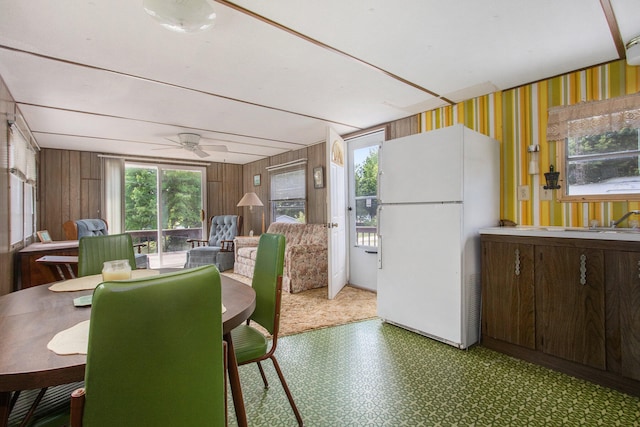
[257,361,269,389]
[70,388,86,427]
[270,356,303,426]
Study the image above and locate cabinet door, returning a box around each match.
[536,245,605,369]
[482,240,535,349]
[606,251,640,381]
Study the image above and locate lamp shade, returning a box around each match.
[626,36,640,66]
[237,192,263,208]
[143,0,216,33]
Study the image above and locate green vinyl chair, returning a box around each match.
[70,265,226,426]
[230,233,303,426]
[77,233,138,277]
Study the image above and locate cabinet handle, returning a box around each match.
[514,248,521,276]
[580,254,587,285]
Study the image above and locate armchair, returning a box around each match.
[184,215,241,271]
[63,218,148,269]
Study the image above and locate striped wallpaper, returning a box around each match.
[419,60,640,228]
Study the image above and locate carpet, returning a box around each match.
[221,272,378,336]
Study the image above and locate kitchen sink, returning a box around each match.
[555,227,640,234]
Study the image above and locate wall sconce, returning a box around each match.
[544,165,561,190]
[527,145,539,175]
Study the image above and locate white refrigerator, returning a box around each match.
[376,124,499,349]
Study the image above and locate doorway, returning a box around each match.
[124,162,206,268]
[347,130,383,291]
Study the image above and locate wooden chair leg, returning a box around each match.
[270,356,303,426]
[70,388,86,427]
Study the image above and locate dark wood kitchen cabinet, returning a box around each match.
[605,250,640,382]
[535,244,605,370]
[480,232,640,397]
[481,239,535,349]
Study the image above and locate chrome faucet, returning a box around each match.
[610,210,640,228]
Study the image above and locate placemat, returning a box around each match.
[47,320,90,355]
[48,269,160,292]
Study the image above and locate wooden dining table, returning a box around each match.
[0,272,256,427]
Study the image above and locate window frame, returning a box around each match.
[557,131,640,202]
[270,166,306,224]
[548,93,640,202]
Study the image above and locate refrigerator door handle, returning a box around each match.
[377,205,383,269]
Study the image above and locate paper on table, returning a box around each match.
[48,269,160,292]
[47,320,90,355]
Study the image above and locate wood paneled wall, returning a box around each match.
[39,150,101,241]
[38,149,244,241]
[240,142,327,232]
[386,115,421,140]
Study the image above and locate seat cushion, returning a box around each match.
[237,247,258,261]
[230,324,268,364]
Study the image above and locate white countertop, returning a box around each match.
[479,226,640,242]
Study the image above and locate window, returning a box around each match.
[548,93,640,201]
[271,168,306,223]
[9,122,37,247]
[349,134,380,248]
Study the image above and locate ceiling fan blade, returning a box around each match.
[201,145,228,152]
[192,147,210,158]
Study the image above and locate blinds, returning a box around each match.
[8,123,37,184]
[271,168,305,201]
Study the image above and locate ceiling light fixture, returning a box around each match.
[143,0,216,33]
[625,35,640,66]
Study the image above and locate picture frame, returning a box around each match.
[253,174,261,187]
[37,230,52,243]
[313,166,324,189]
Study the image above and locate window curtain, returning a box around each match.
[8,123,36,184]
[8,122,37,245]
[102,157,125,234]
[547,92,640,142]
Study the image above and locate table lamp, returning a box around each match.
[237,192,264,235]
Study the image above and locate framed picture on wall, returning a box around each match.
[253,174,261,186]
[313,167,324,188]
[37,230,52,243]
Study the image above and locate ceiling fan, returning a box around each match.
[161,133,228,158]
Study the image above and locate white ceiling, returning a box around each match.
[0,0,639,164]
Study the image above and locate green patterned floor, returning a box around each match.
[229,319,640,426]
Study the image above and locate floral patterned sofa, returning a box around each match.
[234,222,328,293]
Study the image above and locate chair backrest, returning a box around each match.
[77,233,137,277]
[82,266,225,426]
[208,215,240,247]
[63,219,109,240]
[250,233,286,335]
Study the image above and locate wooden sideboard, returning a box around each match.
[16,241,79,290]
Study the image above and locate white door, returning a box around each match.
[327,127,348,299]
[346,131,383,291]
